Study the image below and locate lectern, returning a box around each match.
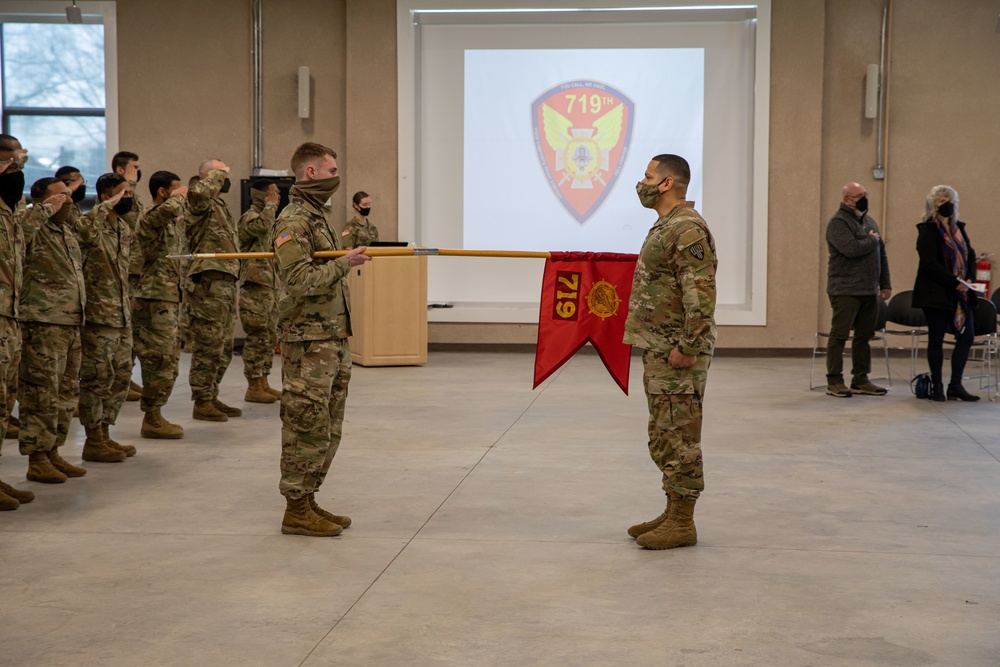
[347,256,427,366]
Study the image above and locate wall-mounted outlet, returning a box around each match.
[873,167,885,180]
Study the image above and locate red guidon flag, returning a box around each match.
[533,252,638,394]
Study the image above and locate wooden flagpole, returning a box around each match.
[167,248,553,260]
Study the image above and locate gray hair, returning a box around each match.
[925,184,959,220]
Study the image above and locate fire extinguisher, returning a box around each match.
[975,253,992,297]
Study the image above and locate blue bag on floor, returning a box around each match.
[911,372,932,399]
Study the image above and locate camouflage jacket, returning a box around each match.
[185,169,239,279]
[341,217,378,249]
[624,202,717,357]
[274,194,352,342]
[238,200,278,288]
[136,196,185,303]
[76,200,132,328]
[19,203,86,326]
[122,182,144,277]
[0,198,25,319]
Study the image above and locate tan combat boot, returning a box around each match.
[0,487,19,510]
[263,376,281,399]
[126,380,142,402]
[193,400,228,422]
[627,491,678,539]
[5,414,19,439]
[0,479,34,504]
[48,448,88,477]
[26,451,67,484]
[81,424,126,463]
[212,398,242,418]
[308,493,352,529]
[281,495,343,537]
[102,424,136,457]
[141,408,184,439]
[244,377,278,404]
[636,497,698,550]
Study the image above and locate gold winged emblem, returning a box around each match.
[541,102,624,190]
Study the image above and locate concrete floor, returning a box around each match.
[1,350,998,666]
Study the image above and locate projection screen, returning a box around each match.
[397,1,771,325]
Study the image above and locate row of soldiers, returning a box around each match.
[0,134,380,510]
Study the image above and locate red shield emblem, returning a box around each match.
[531,81,635,224]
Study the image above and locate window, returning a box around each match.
[0,1,117,195]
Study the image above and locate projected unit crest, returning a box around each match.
[531,80,634,224]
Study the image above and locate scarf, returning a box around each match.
[936,217,968,333]
[288,176,340,211]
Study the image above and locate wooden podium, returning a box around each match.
[347,255,427,366]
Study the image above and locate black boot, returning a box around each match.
[947,383,980,402]
[931,382,946,402]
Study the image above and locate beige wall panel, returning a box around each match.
[815,0,885,335]
[260,0,346,194]
[117,0,252,211]
[345,0,398,239]
[881,0,1000,301]
[716,0,826,348]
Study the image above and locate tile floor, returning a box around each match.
[1,350,998,666]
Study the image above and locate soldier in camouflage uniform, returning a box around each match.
[133,171,187,439]
[1,136,29,447]
[342,191,379,249]
[238,179,281,404]
[55,165,86,226]
[185,159,242,422]
[623,154,717,551]
[0,137,35,508]
[18,177,89,484]
[274,142,370,537]
[75,173,137,464]
[112,152,144,402]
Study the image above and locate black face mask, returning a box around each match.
[358,207,371,217]
[0,170,25,210]
[937,201,955,218]
[855,195,868,213]
[113,197,133,216]
[71,184,86,203]
[220,178,231,194]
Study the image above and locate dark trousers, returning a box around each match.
[923,303,974,386]
[826,294,877,384]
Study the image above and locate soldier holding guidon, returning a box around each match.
[273,142,369,537]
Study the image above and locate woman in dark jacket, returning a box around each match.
[912,184,979,402]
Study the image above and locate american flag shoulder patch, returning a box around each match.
[275,231,292,249]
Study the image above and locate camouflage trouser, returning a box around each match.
[133,298,180,412]
[18,322,80,455]
[185,271,236,403]
[278,337,351,499]
[0,315,20,455]
[239,282,278,380]
[129,274,141,366]
[642,348,711,500]
[79,322,132,429]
